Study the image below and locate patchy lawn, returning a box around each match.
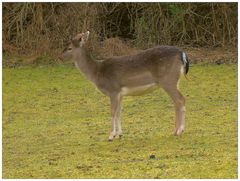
[2,63,237,178]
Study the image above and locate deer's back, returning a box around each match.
[99,46,182,77]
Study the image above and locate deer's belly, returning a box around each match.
[120,83,157,96]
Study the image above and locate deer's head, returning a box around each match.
[61,31,90,60]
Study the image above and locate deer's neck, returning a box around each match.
[73,48,99,83]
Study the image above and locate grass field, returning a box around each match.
[2,63,238,178]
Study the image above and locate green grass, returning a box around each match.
[2,63,237,178]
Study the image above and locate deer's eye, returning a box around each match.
[68,47,72,51]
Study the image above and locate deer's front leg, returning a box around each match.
[109,94,120,141]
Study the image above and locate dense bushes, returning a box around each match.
[3,3,237,57]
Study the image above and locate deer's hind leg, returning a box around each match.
[161,81,186,136]
[109,93,121,141]
[116,96,123,138]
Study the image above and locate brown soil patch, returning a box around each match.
[93,38,139,59]
[3,37,237,67]
[184,46,237,64]
[96,37,237,64]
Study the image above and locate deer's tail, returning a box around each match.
[181,52,190,75]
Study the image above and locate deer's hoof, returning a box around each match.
[108,136,115,141]
[108,133,116,141]
[174,127,184,136]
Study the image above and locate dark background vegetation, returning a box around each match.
[2,2,238,64]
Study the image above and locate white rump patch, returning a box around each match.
[182,52,187,65]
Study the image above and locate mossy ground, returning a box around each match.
[2,64,237,178]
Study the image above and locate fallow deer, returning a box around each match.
[61,31,190,141]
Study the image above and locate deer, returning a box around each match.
[61,31,190,141]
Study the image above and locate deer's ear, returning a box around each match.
[79,31,90,46]
[72,31,90,47]
[83,31,90,41]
